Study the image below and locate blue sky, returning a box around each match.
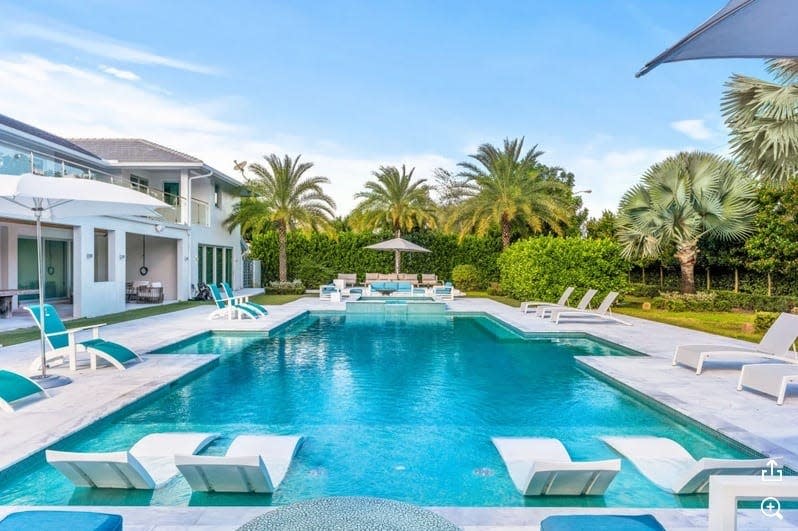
[0,0,770,215]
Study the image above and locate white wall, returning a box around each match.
[125,233,178,300]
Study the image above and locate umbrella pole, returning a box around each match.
[395,250,400,274]
[35,208,47,379]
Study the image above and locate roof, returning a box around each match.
[69,138,202,164]
[0,113,103,160]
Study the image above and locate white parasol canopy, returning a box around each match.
[0,174,168,386]
[364,237,430,274]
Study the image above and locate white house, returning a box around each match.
[0,113,247,319]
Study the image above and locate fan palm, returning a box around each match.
[450,138,571,248]
[616,152,757,293]
[225,154,336,282]
[721,59,798,186]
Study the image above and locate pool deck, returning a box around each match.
[1,296,797,529]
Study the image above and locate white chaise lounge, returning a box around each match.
[175,435,302,493]
[46,432,219,489]
[491,437,620,496]
[549,292,628,325]
[602,436,770,494]
[738,362,798,405]
[672,313,798,374]
[520,287,574,314]
[535,289,597,319]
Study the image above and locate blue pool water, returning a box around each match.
[0,314,757,507]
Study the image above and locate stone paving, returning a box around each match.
[1,294,796,529]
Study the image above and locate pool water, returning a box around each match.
[0,314,757,507]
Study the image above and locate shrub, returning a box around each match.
[451,264,483,290]
[627,283,661,298]
[264,280,306,295]
[651,292,717,312]
[755,311,780,333]
[487,282,504,296]
[293,258,335,289]
[498,237,628,302]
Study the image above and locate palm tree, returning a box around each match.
[616,152,757,294]
[722,59,798,187]
[450,138,571,248]
[350,164,437,272]
[225,154,336,282]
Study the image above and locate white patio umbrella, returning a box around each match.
[0,174,168,387]
[364,237,430,274]
[637,0,798,77]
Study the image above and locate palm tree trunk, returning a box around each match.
[277,222,288,282]
[734,267,739,293]
[501,217,511,248]
[394,228,401,274]
[674,243,698,294]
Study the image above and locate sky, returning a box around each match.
[0,0,771,217]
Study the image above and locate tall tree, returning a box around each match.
[350,165,437,271]
[745,178,798,296]
[450,138,571,248]
[722,59,798,187]
[225,154,336,282]
[616,152,757,293]
[585,210,617,239]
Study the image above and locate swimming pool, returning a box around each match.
[0,313,758,507]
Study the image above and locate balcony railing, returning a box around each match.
[93,175,211,227]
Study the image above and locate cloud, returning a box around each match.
[549,146,683,216]
[9,23,217,75]
[99,65,140,81]
[671,119,713,141]
[0,54,453,215]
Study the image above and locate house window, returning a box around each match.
[198,244,233,284]
[214,184,221,208]
[94,229,110,282]
[163,182,180,207]
[130,175,149,193]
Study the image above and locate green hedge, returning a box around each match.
[651,291,798,313]
[498,237,628,302]
[249,230,502,286]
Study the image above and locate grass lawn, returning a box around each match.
[469,291,761,343]
[0,292,310,348]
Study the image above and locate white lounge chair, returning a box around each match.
[535,289,597,319]
[46,432,219,489]
[673,313,798,374]
[549,292,628,325]
[602,436,770,494]
[737,362,798,405]
[520,287,574,314]
[175,435,302,493]
[491,437,620,496]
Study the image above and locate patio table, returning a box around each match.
[0,289,39,318]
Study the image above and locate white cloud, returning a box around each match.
[0,54,454,216]
[671,119,713,141]
[99,65,140,81]
[9,23,217,75]
[547,146,683,216]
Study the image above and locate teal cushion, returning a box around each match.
[82,339,138,364]
[0,511,122,531]
[541,515,665,531]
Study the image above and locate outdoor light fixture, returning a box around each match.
[155,224,165,233]
[119,254,126,260]
[86,253,93,259]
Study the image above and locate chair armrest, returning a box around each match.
[66,323,107,333]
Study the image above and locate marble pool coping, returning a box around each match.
[1,296,797,529]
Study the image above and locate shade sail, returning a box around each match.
[637,0,798,77]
